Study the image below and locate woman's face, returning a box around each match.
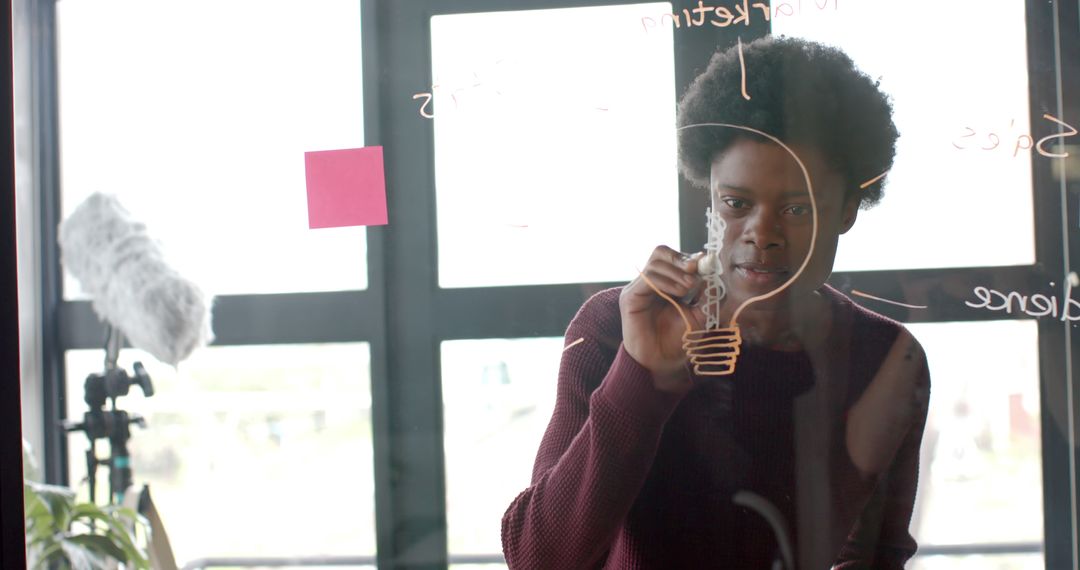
[709,137,858,314]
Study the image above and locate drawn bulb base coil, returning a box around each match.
[684,326,742,376]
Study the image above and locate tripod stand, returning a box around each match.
[64,325,154,505]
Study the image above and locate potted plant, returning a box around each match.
[23,441,151,570]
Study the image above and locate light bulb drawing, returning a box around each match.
[685,204,741,375]
[641,123,820,377]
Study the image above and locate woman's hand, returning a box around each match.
[619,246,705,395]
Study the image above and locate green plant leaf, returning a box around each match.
[24,481,150,570]
[26,515,57,544]
[67,534,126,564]
[25,531,61,565]
[24,480,76,500]
[69,502,111,522]
[25,480,76,530]
[107,525,149,569]
[24,482,71,553]
[106,505,148,527]
[70,509,135,546]
[23,484,53,538]
[60,538,107,570]
[104,505,153,543]
[68,505,150,570]
[31,539,64,569]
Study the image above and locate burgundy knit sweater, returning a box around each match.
[502,286,928,569]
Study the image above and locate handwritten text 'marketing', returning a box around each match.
[642,0,837,32]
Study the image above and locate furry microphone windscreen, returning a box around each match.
[59,193,214,367]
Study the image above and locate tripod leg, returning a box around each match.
[110,421,133,505]
[87,441,97,505]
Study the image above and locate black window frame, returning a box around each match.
[2,0,28,566]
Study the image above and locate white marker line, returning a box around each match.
[859,170,889,189]
[738,37,751,101]
[851,289,928,309]
[563,337,585,351]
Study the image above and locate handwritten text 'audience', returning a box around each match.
[967,278,1080,322]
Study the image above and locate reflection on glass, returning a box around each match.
[57,0,366,296]
[440,317,1043,566]
[64,343,375,564]
[773,1,1035,271]
[906,320,1042,566]
[431,3,679,288]
[441,338,564,556]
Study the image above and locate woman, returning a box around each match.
[502,36,930,569]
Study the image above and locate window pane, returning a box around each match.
[57,0,366,297]
[65,343,375,564]
[441,338,563,556]
[905,320,1042,553]
[773,1,1035,271]
[431,4,679,288]
[911,553,1043,570]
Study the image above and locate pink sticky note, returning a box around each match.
[305,146,388,228]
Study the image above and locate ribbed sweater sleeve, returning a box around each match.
[501,290,684,570]
[835,345,931,569]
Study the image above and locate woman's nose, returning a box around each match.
[742,210,785,250]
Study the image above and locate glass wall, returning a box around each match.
[906,321,1042,569]
[31,0,1077,568]
[52,0,375,565]
[57,0,367,297]
[431,3,679,288]
[64,344,376,563]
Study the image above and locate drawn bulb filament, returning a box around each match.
[699,206,727,331]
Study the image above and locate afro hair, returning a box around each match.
[677,36,899,208]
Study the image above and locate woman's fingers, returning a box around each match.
[640,247,701,293]
[620,246,705,394]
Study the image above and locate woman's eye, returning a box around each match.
[783,204,811,216]
[721,197,750,210]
